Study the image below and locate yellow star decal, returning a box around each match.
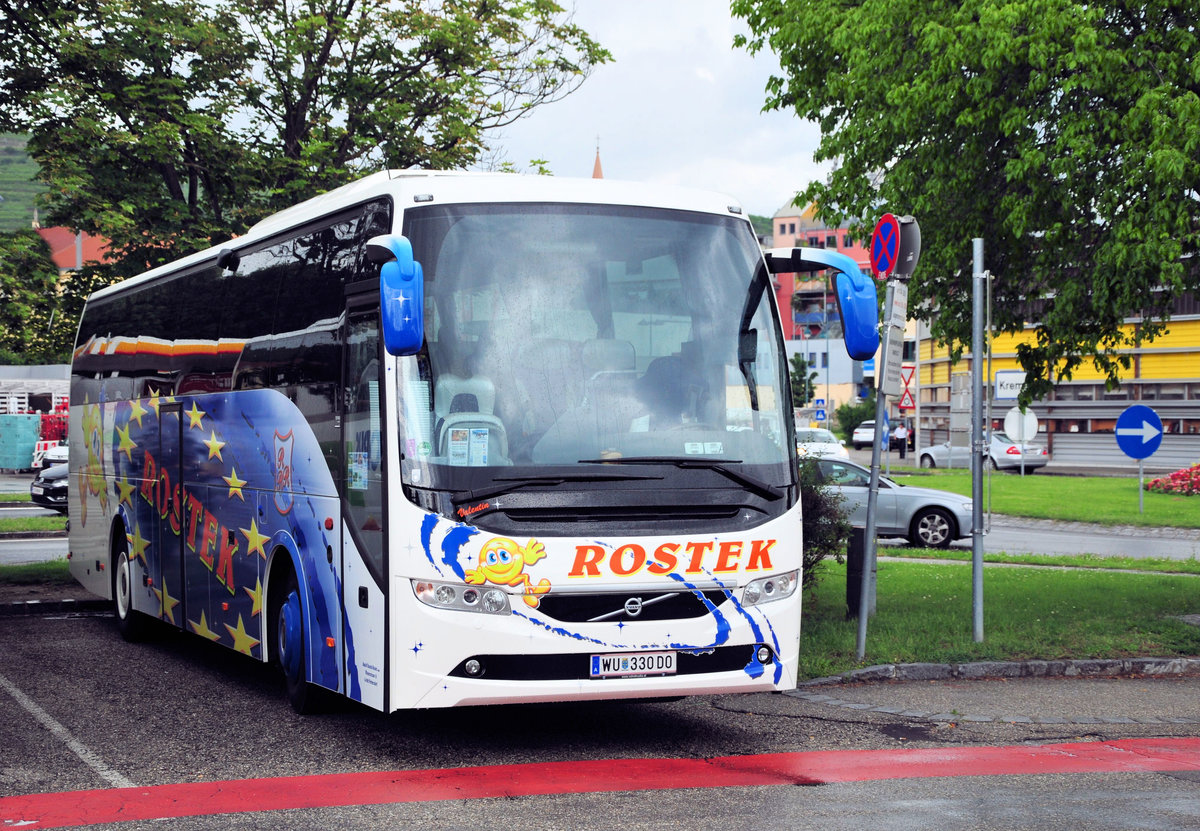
[223,467,247,500]
[116,475,136,508]
[147,392,162,417]
[152,583,180,626]
[185,401,206,430]
[244,577,264,617]
[241,518,270,560]
[224,614,261,656]
[128,399,149,428]
[116,422,136,461]
[128,524,150,565]
[203,430,226,460]
[188,610,223,642]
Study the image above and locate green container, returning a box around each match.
[0,414,43,470]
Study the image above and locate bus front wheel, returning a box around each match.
[272,568,321,714]
[112,529,149,642]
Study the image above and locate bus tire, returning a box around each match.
[112,526,150,642]
[271,566,321,714]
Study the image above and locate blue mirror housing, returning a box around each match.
[368,234,425,356]
[764,247,879,361]
[832,269,880,361]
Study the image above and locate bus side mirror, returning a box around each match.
[367,234,424,356]
[764,246,880,362]
[832,270,879,361]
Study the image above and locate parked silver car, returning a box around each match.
[813,458,972,548]
[918,431,1049,472]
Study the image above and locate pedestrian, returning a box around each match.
[893,422,908,459]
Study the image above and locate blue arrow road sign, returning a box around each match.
[1115,404,1163,460]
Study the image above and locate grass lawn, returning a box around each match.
[889,468,1200,528]
[799,559,1200,679]
[0,514,67,533]
[0,559,74,586]
[882,547,1200,575]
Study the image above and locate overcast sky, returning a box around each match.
[490,0,828,219]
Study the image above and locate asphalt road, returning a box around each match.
[1,612,1198,830]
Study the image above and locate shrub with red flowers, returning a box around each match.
[1145,463,1200,496]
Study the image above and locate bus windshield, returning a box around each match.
[398,202,794,500]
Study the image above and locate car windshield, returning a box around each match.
[395,201,794,496]
[797,429,838,443]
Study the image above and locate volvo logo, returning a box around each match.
[588,591,677,623]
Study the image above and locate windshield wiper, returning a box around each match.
[576,456,782,501]
[454,470,663,504]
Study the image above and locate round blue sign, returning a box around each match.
[1115,404,1163,460]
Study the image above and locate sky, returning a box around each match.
[490,0,828,219]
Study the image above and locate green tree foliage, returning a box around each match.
[789,352,818,405]
[833,392,874,444]
[733,1,1200,402]
[1,0,609,278]
[0,230,62,360]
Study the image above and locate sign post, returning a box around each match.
[1003,406,1038,476]
[856,214,919,662]
[1115,404,1163,514]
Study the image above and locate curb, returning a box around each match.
[0,597,108,617]
[796,657,1200,687]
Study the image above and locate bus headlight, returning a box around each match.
[742,570,799,607]
[413,580,511,615]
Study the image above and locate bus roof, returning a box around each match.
[89,171,749,303]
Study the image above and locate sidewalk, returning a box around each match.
[789,659,1200,726]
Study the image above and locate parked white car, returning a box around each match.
[850,420,876,450]
[39,443,68,469]
[796,427,849,459]
[919,431,1049,472]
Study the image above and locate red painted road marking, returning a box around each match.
[3,738,1199,829]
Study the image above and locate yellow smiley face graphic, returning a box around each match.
[465,537,551,608]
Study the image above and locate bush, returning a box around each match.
[799,458,852,590]
[832,392,875,443]
[1145,463,1200,495]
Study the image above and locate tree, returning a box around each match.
[0,230,62,361]
[833,392,874,445]
[798,457,851,591]
[788,352,818,406]
[1,0,609,278]
[733,1,1200,402]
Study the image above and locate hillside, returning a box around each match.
[0,135,45,232]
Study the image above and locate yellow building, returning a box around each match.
[910,316,1200,472]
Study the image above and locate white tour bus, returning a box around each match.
[68,170,876,713]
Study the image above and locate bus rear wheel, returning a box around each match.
[271,567,321,714]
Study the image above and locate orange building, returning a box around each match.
[35,227,111,273]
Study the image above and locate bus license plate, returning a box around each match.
[590,651,676,678]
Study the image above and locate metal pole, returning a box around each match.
[856,284,893,661]
[1139,459,1145,514]
[971,239,985,643]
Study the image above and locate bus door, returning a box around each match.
[341,306,387,709]
[156,402,185,629]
